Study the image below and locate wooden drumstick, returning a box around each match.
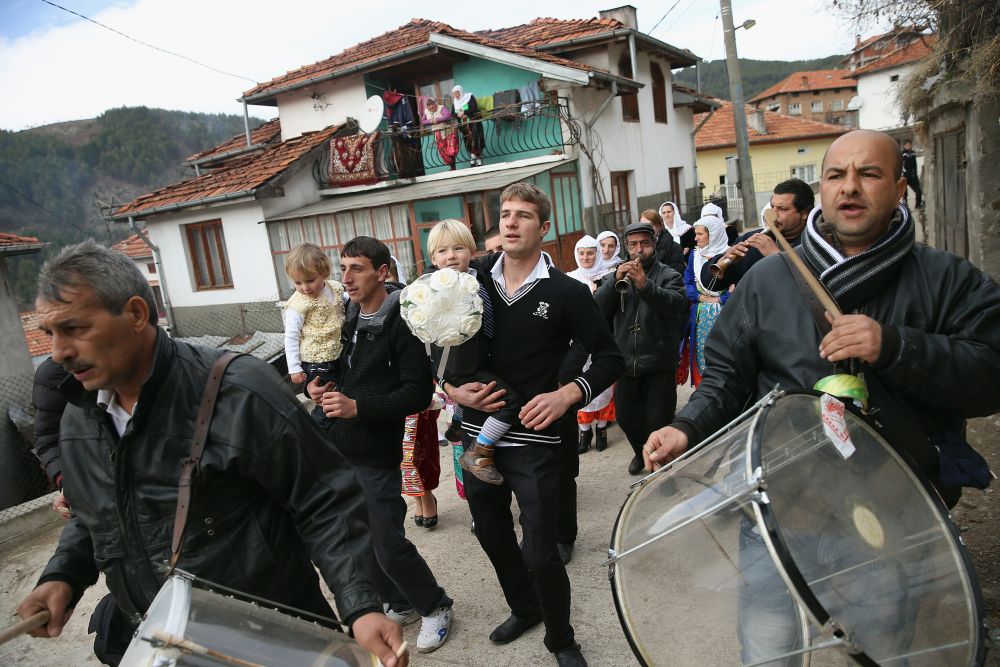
[762,208,842,318]
[150,630,266,667]
[395,640,409,659]
[0,611,51,646]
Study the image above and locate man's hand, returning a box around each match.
[643,426,689,472]
[289,371,307,384]
[52,492,72,520]
[446,381,506,412]
[351,612,408,667]
[625,258,648,290]
[519,384,582,431]
[819,313,883,364]
[305,377,334,402]
[321,391,358,419]
[745,233,779,257]
[16,581,74,638]
[721,242,750,264]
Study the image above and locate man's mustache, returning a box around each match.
[62,360,92,373]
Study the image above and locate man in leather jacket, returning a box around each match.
[16,241,406,667]
[645,129,1000,506]
[595,222,688,475]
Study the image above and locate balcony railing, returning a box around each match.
[321,96,581,187]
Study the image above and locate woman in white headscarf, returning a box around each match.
[679,215,731,387]
[658,201,695,255]
[566,235,616,452]
[451,84,484,167]
[596,230,623,269]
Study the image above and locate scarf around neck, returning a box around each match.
[659,201,691,242]
[800,204,914,311]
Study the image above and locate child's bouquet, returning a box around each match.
[400,268,483,349]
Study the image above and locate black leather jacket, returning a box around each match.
[595,257,688,377]
[38,330,379,626]
[674,245,1000,505]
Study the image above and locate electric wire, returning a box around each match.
[0,177,91,234]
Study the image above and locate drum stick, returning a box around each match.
[0,611,51,646]
[150,630,266,667]
[762,209,843,318]
[395,640,408,659]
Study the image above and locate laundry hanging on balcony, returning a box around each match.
[491,89,521,124]
[420,96,459,170]
[519,81,543,116]
[383,90,424,178]
[451,85,484,165]
[328,132,379,187]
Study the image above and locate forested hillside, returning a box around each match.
[0,107,264,309]
[674,55,847,100]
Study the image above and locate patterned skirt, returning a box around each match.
[401,409,441,497]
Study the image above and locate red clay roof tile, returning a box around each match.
[695,101,848,150]
[112,233,153,259]
[113,125,338,219]
[21,311,52,358]
[185,118,282,164]
[749,70,856,103]
[242,19,603,102]
[0,232,42,247]
[848,35,937,77]
[478,17,625,47]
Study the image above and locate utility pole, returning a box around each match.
[720,0,757,229]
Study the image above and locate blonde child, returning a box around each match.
[426,219,525,486]
[283,243,345,389]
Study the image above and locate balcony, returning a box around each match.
[321,96,581,188]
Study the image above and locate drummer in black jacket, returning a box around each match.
[644,128,1000,666]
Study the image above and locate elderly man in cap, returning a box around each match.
[595,221,688,474]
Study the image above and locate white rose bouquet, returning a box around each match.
[400,268,483,348]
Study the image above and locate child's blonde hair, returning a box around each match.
[284,243,331,279]
[427,219,476,256]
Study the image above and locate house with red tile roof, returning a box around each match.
[112,233,167,321]
[109,9,707,337]
[694,102,848,213]
[748,70,857,128]
[846,33,937,133]
[1,232,46,375]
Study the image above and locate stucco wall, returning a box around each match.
[855,65,914,131]
[275,77,369,140]
[697,137,838,199]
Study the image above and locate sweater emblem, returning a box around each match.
[532,301,550,320]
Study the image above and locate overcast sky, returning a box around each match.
[1,0,878,130]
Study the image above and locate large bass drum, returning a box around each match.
[607,390,986,666]
[120,573,377,666]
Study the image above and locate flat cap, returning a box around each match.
[623,221,655,238]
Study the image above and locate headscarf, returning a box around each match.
[596,230,622,268]
[701,202,724,221]
[658,200,692,242]
[390,255,408,285]
[451,85,472,110]
[567,235,608,285]
[759,202,773,229]
[693,216,730,293]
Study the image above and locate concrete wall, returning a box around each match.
[276,76,369,140]
[0,259,34,379]
[569,44,698,232]
[855,65,914,130]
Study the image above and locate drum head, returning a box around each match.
[752,392,985,666]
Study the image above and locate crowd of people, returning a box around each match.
[16,129,1000,667]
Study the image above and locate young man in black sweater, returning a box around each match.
[309,236,452,654]
[445,183,624,667]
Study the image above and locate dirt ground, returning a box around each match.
[951,415,1000,665]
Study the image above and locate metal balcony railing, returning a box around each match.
[321,97,582,187]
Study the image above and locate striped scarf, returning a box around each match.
[800,205,914,311]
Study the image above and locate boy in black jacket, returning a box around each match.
[309,236,453,654]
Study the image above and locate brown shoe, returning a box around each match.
[459,442,504,485]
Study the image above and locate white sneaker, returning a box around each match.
[383,603,419,626]
[416,605,453,653]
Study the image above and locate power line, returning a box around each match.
[0,177,91,234]
[648,0,685,35]
[39,0,259,84]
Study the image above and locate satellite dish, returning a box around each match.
[358,95,384,134]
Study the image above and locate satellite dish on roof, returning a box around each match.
[358,95,384,134]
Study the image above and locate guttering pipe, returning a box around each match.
[578,81,618,235]
[628,32,638,83]
[240,44,437,105]
[111,190,257,221]
[242,101,252,147]
[690,107,717,215]
[129,216,176,335]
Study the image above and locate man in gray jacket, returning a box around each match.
[595,221,688,475]
[15,241,406,667]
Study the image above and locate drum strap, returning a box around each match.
[169,352,242,571]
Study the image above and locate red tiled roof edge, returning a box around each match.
[185,118,282,164]
[21,311,52,358]
[847,36,937,77]
[112,233,153,259]
[477,17,625,47]
[695,102,848,150]
[0,231,43,246]
[748,70,857,103]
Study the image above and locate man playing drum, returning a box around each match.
[644,129,1000,659]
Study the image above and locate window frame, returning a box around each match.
[618,54,640,122]
[789,103,802,115]
[650,63,668,124]
[184,220,233,291]
[811,100,824,113]
[831,99,844,111]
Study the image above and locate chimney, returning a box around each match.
[747,109,767,135]
[801,75,809,87]
[599,5,638,29]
